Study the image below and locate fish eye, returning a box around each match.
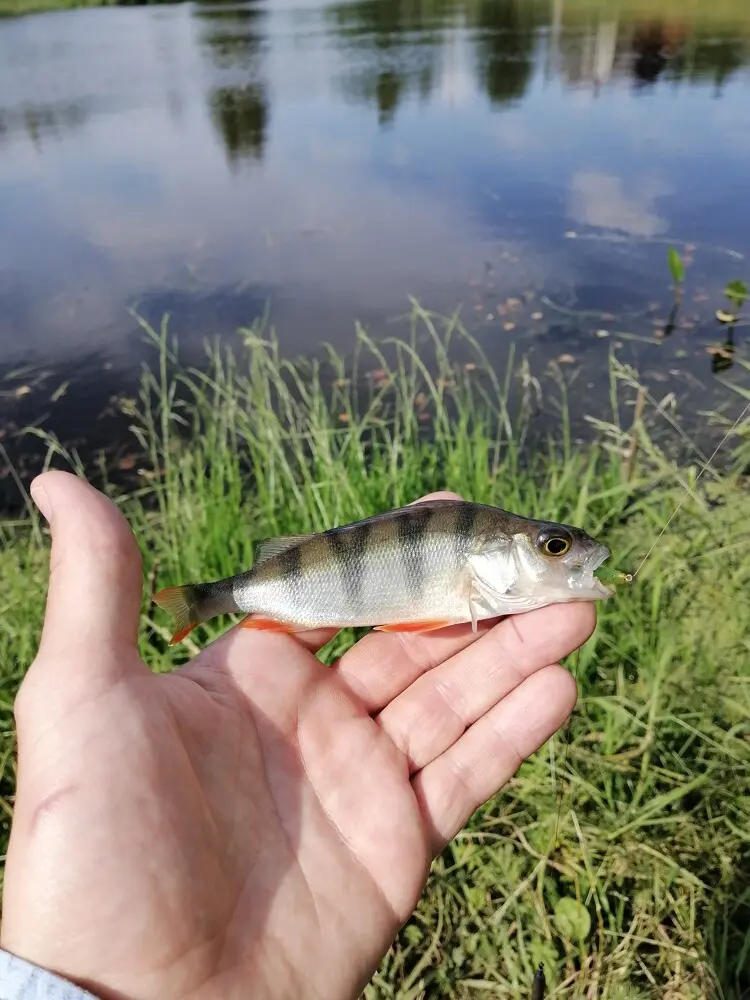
[538,529,572,557]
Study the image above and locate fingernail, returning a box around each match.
[30,482,52,523]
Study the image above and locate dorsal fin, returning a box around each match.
[254,533,313,565]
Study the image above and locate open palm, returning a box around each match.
[2,473,593,1000]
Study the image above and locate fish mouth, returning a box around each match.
[575,544,615,598]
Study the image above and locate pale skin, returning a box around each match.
[1,471,595,1000]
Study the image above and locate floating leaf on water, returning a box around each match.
[706,345,733,359]
[506,297,521,309]
[564,230,578,238]
[531,311,543,320]
[14,385,31,398]
[556,353,576,364]
[716,310,738,324]
[118,396,137,415]
[553,897,591,941]
[503,322,516,331]
[50,381,70,402]
[338,413,349,423]
[595,329,609,338]
[485,313,494,321]
[464,363,477,371]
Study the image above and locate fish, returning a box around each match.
[153,498,614,645]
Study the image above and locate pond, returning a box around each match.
[1,0,750,503]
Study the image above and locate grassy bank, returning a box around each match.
[0,0,106,15]
[1,306,749,998]
[0,0,172,18]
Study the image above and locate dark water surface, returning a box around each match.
[1,0,750,499]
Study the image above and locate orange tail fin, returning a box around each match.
[154,585,201,645]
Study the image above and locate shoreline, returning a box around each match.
[0,0,180,17]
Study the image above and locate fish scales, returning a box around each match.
[242,503,480,628]
[153,499,615,644]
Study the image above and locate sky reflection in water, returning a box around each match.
[0,0,749,480]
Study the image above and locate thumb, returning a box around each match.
[30,470,144,662]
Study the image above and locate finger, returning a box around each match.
[333,490,496,709]
[412,665,577,853]
[225,621,340,655]
[377,602,595,772]
[28,470,145,666]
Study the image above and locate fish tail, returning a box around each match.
[154,578,241,645]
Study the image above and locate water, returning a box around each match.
[1,0,750,502]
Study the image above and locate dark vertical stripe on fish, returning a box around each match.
[278,545,302,594]
[327,522,372,612]
[454,502,478,569]
[398,504,433,600]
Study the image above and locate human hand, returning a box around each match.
[2,472,594,1000]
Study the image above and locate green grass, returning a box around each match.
[0,0,176,18]
[0,0,109,16]
[1,304,749,998]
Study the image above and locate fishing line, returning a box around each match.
[632,397,750,578]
